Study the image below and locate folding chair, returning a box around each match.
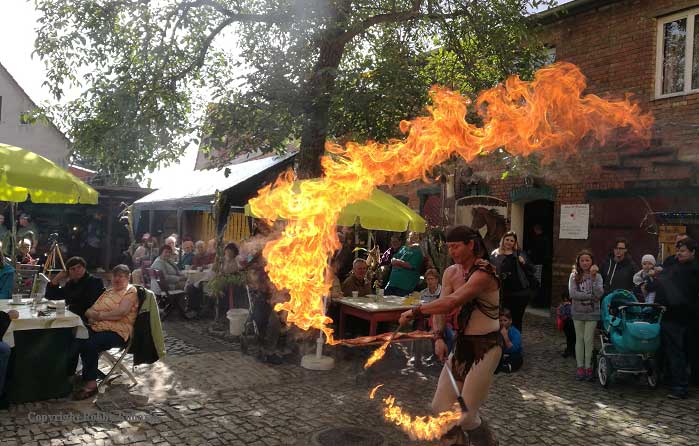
[96,290,147,394]
[144,268,188,320]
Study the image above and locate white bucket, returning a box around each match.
[226,309,249,336]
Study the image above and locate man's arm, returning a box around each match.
[431,266,456,333]
[421,271,498,315]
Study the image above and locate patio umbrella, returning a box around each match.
[0,143,99,261]
[0,143,99,204]
[245,183,426,233]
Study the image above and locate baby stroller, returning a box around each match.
[597,289,665,388]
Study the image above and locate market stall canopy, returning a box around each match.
[0,143,98,204]
[246,184,427,233]
[132,152,297,211]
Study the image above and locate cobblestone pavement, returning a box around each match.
[2,312,699,446]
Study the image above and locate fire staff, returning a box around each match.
[399,225,501,446]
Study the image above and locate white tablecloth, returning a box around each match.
[336,295,414,313]
[183,269,215,287]
[1,298,89,347]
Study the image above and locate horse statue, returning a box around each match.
[471,207,507,253]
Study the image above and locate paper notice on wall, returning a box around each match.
[559,204,590,239]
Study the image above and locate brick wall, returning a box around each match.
[384,0,699,308]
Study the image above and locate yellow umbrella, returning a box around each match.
[0,143,99,204]
[246,184,426,233]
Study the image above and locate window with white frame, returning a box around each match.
[656,8,699,98]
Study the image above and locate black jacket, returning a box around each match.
[45,273,105,322]
[653,260,699,325]
[600,255,637,295]
[0,311,10,340]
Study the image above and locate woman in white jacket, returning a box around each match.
[568,250,604,382]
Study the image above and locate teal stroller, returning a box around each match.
[597,289,665,388]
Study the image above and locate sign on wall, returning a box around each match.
[559,204,590,239]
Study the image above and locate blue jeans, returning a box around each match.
[0,341,10,395]
[384,286,410,297]
[78,329,125,382]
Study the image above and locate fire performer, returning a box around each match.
[399,225,501,446]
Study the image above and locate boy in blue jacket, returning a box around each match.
[498,308,523,373]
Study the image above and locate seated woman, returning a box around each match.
[73,264,138,400]
[151,245,186,289]
[191,240,214,269]
[178,240,195,270]
[16,239,35,265]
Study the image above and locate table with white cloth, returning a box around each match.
[1,297,88,402]
[183,269,215,287]
[337,296,414,339]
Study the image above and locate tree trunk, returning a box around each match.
[297,27,347,179]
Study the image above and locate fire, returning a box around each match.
[364,339,391,369]
[370,384,458,440]
[248,62,652,344]
[369,384,383,399]
[381,395,460,441]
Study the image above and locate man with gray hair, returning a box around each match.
[341,258,371,297]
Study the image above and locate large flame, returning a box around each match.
[382,396,460,440]
[364,338,392,368]
[248,62,653,343]
[369,384,458,440]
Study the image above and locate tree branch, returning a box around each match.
[178,0,290,23]
[338,2,473,46]
[170,16,236,82]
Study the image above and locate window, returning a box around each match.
[656,8,699,98]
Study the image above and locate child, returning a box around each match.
[633,254,660,303]
[497,308,523,373]
[569,250,604,381]
[557,291,576,358]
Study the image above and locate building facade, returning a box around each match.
[0,63,70,164]
[393,0,699,308]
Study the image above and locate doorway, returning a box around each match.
[522,200,554,308]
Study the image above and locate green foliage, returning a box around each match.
[205,272,246,299]
[33,0,555,180]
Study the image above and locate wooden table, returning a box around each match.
[337,296,414,339]
[2,298,88,403]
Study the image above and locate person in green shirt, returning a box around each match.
[384,231,423,296]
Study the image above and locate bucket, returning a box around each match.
[226,309,249,336]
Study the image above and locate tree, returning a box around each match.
[34,0,552,180]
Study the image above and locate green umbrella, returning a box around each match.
[245,182,426,233]
[0,143,99,204]
[0,143,99,263]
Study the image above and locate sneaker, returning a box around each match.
[575,367,585,381]
[586,368,594,381]
[668,391,688,400]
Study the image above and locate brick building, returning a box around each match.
[390,0,699,308]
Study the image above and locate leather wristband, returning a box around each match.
[411,305,423,319]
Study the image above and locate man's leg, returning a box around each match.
[431,362,466,445]
[461,347,501,446]
[0,341,11,396]
[662,323,689,398]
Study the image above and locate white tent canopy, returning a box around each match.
[133,152,296,211]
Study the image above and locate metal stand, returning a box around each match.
[301,296,335,370]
